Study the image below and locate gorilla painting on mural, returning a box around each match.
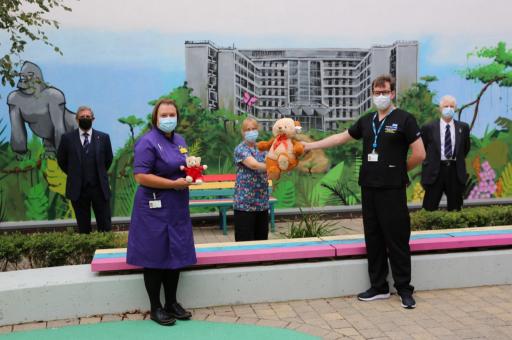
[7,61,77,158]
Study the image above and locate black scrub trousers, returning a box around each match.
[348,108,421,295]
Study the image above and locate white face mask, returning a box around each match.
[373,95,392,111]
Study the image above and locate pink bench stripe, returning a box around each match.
[410,234,512,251]
[333,234,512,257]
[196,246,335,265]
[91,258,141,272]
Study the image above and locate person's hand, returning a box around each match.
[172,178,192,190]
[301,141,311,152]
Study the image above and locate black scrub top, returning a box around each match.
[348,108,421,189]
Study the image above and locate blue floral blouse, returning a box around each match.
[234,142,269,211]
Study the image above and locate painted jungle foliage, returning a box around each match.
[1,42,512,222]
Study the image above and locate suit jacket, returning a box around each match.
[420,119,471,186]
[57,128,113,201]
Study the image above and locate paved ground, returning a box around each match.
[192,218,364,244]
[2,285,512,339]
[3,220,512,339]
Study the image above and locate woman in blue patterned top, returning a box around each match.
[233,117,269,241]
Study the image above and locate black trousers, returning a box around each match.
[234,210,269,242]
[361,186,413,294]
[143,268,180,311]
[422,162,464,211]
[71,184,112,234]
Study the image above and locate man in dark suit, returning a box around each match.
[57,106,114,233]
[421,95,471,211]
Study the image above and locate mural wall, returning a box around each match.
[0,0,511,222]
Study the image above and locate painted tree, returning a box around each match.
[459,42,512,131]
[118,115,145,143]
[398,75,439,127]
[0,0,73,88]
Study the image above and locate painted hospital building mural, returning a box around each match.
[0,0,512,222]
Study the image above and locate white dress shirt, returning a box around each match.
[79,128,93,146]
[440,118,455,160]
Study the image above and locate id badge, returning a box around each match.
[149,200,162,209]
[149,192,162,209]
[368,152,379,162]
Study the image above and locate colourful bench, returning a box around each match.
[190,174,277,235]
[91,226,512,272]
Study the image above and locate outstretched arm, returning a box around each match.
[304,130,354,151]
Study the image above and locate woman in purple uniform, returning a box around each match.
[127,99,197,326]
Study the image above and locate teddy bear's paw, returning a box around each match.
[277,155,289,170]
[186,176,193,183]
[268,171,281,181]
[195,179,203,184]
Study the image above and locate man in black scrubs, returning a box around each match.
[421,95,470,211]
[304,75,425,309]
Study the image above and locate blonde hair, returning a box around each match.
[241,117,259,133]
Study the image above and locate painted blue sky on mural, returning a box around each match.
[1,0,511,151]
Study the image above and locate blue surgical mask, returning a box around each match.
[158,116,177,133]
[442,107,455,119]
[245,130,259,142]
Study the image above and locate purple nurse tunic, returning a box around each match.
[127,128,197,269]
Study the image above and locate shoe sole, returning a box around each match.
[358,293,390,301]
[399,296,416,309]
[167,311,192,320]
[150,317,176,326]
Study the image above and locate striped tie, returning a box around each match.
[83,132,90,154]
[444,125,452,159]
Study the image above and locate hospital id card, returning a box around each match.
[368,152,379,162]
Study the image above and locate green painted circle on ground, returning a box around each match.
[2,320,319,340]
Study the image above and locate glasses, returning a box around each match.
[373,90,392,96]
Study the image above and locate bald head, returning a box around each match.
[439,95,457,110]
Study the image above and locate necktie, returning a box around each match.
[444,124,452,159]
[83,132,90,154]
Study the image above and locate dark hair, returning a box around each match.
[372,75,396,92]
[151,99,180,127]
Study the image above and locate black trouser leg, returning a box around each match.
[143,268,164,311]
[446,165,464,211]
[71,187,92,234]
[163,269,180,306]
[375,188,414,295]
[361,187,389,292]
[234,210,257,241]
[254,210,269,241]
[90,186,112,231]
[422,175,444,211]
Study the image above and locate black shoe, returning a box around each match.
[398,293,416,309]
[357,288,390,301]
[150,307,176,326]
[165,302,192,320]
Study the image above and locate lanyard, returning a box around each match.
[371,109,394,152]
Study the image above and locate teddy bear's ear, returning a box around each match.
[196,157,201,163]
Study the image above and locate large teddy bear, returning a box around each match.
[180,156,207,184]
[257,118,305,180]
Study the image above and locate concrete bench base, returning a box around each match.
[1,249,512,326]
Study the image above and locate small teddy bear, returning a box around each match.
[257,118,305,181]
[180,156,207,184]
